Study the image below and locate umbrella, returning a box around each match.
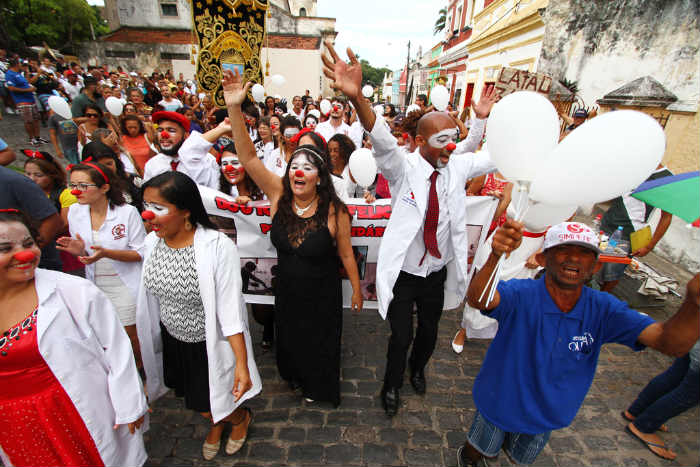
[631,171,699,223]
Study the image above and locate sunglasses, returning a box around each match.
[86,113,100,118]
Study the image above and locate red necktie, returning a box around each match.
[170,159,179,171]
[422,170,441,263]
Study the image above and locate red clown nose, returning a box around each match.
[141,210,156,221]
[160,130,170,140]
[224,165,236,173]
[70,189,82,196]
[294,170,304,178]
[446,142,457,151]
[402,133,409,140]
[333,105,341,112]
[13,250,35,263]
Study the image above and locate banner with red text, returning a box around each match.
[199,186,497,309]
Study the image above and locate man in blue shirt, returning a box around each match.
[459,220,699,466]
[4,57,42,146]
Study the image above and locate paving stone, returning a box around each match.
[247,425,274,441]
[326,411,359,426]
[288,443,324,464]
[340,380,357,395]
[308,426,342,443]
[404,448,442,466]
[437,410,463,430]
[291,409,325,425]
[583,435,617,451]
[158,457,193,466]
[341,395,375,409]
[174,438,202,459]
[363,443,399,465]
[343,425,377,444]
[324,443,362,465]
[271,394,304,409]
[279,427,306,442]
[411,429,443,446]
[357,380,383,396]
[445,430,467,449]
[247,442,284,462]
[548,435,585,453]
[145,434,176,459]
[356,409,394,427]
[379,428,409,444]
[253,409,290,424]
[342,367,375,380]
[400,410,432,427]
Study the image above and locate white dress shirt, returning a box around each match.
[315,120,351,145]
[143,131,219,189]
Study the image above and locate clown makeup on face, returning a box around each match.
[158,120,186,155]
[427,127,459,149]
[283,127,300,139]
[0,221,41,282]
[289,152,320,195]
[220,154,244,184]
[269,116,281,137]
[305,117,317,130]
[142,201,170,217]
[142,187,186,237]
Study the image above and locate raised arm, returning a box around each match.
[467,219,523,310]
[454,85,497,155]
[222,69,283,202]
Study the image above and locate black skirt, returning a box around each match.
[160,322,211,413]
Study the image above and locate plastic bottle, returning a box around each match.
[608,226,623,249]
[592,214,602,232]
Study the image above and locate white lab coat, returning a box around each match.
[67,202,146,300]
[0,269,149,467]
[143,131,220,189]
[368,118,495,319]
[135,227,262,423]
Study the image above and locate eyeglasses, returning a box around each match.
[69,182,98,191]
[85,113,99,118]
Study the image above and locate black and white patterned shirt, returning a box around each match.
[144,240,205,342]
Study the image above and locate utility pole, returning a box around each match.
[405,40,411,107]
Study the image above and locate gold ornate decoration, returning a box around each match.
[191,0,268,108]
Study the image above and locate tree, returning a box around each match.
[0,0,108,54]
[434,7,447,35]
[360,59,391,89]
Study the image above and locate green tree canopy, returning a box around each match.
[360,59,391,89]
[0,0,108,54]
[434,7,447,35]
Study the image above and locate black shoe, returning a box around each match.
[410,368,426,395]
[457,445,489,467]
[261,339,273,349]
[381,386,400,417]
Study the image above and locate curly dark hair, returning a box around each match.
[218,143,264,200]
[327,134,355,173]
[274,144,348,234]
[401,107,427,138]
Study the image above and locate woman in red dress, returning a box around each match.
[0,209,148,467]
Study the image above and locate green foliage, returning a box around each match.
[434,7,447,35]
[559,78,579,94]
[0,0,108,54]
[360,59,391,89]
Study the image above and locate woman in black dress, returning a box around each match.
[222,69,363,406]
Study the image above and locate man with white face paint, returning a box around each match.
[315,97,359,148]
[322,41,499,416]
[143,111,227,189]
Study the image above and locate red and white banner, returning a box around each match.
[199,186,497,309]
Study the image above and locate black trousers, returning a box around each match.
[383,267,447,389]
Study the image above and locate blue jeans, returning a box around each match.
[467,410,551,465]
[627,352,700,433]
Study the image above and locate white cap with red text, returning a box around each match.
[543,222,600,255]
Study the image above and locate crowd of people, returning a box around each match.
[0,43,698,467]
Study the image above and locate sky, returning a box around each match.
[85,0,445,71]
[318,0,445,71]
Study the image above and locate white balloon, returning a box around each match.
[251,83,265,103]
[348,148,378,188]
[430,85,449,111]
[271,74,285,87]
[373,104,385,116]
[530,110,665,206]
[48,96,72,119]
[362,85,374,98]
[507,199,577,233]
[105,96,123,117]
[486,91,559,182]
[405,104,420,114]
[320,99,332,115]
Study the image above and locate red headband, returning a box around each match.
[23,149,45,160]
[291,127,327,147]
[0,208,20,213]
[82,162,110,183]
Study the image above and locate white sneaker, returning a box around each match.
[5,108,15,115]
[452,329,464,354]
[304,397,315,403]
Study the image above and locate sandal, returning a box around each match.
[225,407,252,456]
[621,410,669,432]
[202,439,221,460]
[625,423,676,460]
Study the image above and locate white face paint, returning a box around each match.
[283,127,300,138]
[305,118,317,129]
[427,127,459,149]
[142,202,170,216]
[289,153,319,176]
[0,222,35,253]
[221,155,242,170]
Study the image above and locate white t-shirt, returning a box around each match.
[315,120,352,145]
[264,147,287,177]
[158,98,183,112]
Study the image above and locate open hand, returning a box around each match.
[78,245,107,265]
[114,414,145,434]
[492,219,523,257]
[473,85,499,119]
[222,69,251,107]
[56,233,86,257]
[321,40,362,100]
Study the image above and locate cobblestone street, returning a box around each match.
[1,114,698,466]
